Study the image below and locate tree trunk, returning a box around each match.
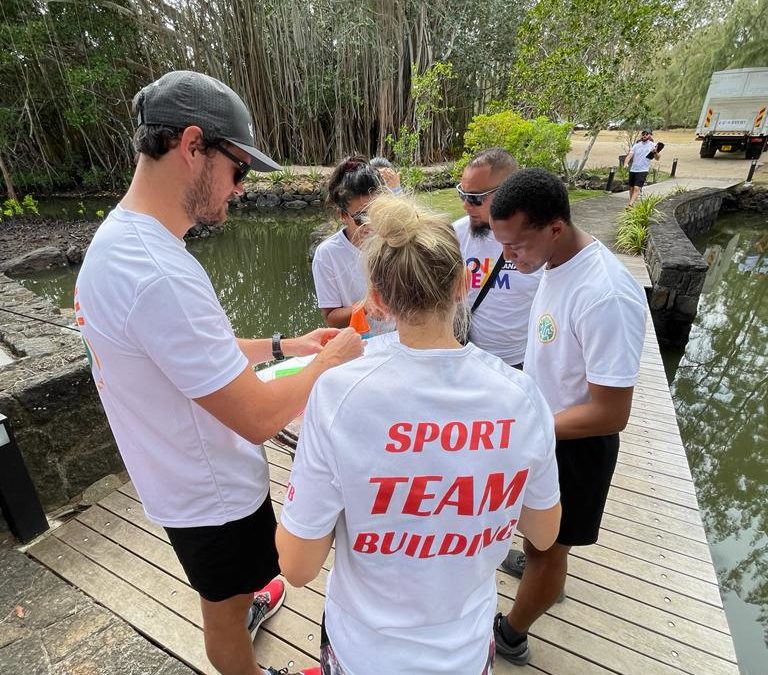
[0,152,17,202]
[575,129,601,180]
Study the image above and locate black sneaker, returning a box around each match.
[500,549,566,603]
[493,613,530,666]
[264,668,320,675]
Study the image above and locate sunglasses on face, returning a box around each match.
[456,183,499,207]
[215,144,251,185]
[342,207,368,226]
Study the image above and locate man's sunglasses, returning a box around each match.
[215,144,251,185]
[342,207,368,226]
[456,183,499,207]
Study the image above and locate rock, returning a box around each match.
[1,247,68,275]
[65,245,83,265]
[256,194,281,208]
[296,181,314,195]
[310,200,323,207]
[284,199,308,209]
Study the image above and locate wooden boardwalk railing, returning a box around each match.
[28,256,739,674]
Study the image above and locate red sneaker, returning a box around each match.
[247,577,285,639]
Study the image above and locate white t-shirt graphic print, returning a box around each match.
[524,239,647,414]
[453,217,541,365]
[281,343,559,675]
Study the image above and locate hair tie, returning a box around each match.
[345,160,359,172]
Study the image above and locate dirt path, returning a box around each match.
[568,128,767,183]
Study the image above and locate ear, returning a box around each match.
[549,218,565,240]
[178,126,205,168]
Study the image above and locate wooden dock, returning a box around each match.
[28,256,740,674]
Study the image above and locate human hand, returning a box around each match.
[315,327,363,369]
[286,328,342,356]
[379,167,401,190]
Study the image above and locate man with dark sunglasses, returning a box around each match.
[75,71,362,675]
[452,148,541,368]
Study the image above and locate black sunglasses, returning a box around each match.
[215,144,251,185]
[342,207,369,226]
[456,183,499,207]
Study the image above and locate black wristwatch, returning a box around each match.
[271,332,285,361]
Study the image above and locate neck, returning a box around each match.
[120,159,192,240]
[396,312,462,350]
[548,225,593,269]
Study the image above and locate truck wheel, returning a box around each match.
[700,140,716,158]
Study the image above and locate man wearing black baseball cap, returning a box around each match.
[75,71,361,675]
[624,129,660,207]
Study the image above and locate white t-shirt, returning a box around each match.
[74,206,269,527]
[311,228,395,336]
[453,217,541,365]
[629,139,657,173]
[281,342,559,675]
[524,239,647,414]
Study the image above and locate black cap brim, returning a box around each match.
[229,139,282,172]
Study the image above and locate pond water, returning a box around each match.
[15,195,766,672]
[662,210,768,673]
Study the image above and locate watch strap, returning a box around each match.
[271,332,285,361]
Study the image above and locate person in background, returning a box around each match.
[369,156,402,193]
[311,156,395,334]
[489,168,646,665]
[453,148,541,368]
[75,70,362,675]
[277,193,561,675]
[624,129,659,207]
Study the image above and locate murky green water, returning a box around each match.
[663,211,768,674]
[16,195,766,672]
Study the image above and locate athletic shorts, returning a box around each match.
[555,434,619,546]
[628,171,648,188]
[164,496,280,602]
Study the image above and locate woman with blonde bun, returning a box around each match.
[277,194,561,675]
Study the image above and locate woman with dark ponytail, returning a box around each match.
[311,155,395,335]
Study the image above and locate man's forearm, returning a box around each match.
[554,401,630,440]
[322,306,354,328]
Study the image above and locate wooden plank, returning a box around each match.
[617,453,695,481]
[603,497,708,544]
[497,574,738,674]
[607,485,705,528]
[612,462,697,496]
[28,535,215,674]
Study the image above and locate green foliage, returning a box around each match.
[457,110,571,174]
[307,168,324,183]
[96,209,105,219]
[649,0,768,126]
[615,194,663,253]
[401,167,426,189]
[22,194,39,215]
[1,194,38,217]
[386,125,421,168]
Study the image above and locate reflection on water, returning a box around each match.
[664,211,768,673]
[18,209,329,339]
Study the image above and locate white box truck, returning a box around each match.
[696,67,768,159]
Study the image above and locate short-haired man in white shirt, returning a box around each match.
[75,71,362,675]
[624,129,660,207]
[453,148,541,367]
[488,168,647,665]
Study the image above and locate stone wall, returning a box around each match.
[0,275,122,531]
[644,188,723,347]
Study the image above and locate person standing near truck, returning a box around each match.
[624,129,659,207]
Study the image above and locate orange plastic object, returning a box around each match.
[349,305,370,335]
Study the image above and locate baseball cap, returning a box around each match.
[642,128,653,135]
[133,70,281,172]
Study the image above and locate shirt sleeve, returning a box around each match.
[521,383,560,510]
[124,275,248,399]
[312,246,344,309]
[281,383,344,539]
[576,294,646,388]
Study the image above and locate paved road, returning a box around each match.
[568,128,765,183]
[573,177,742,249]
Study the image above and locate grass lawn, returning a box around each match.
[416,187,606,221]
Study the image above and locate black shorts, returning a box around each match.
[555,434,619,546]
[628,171,648,188]
[164,496,280,602]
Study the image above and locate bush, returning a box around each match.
[615,194,663,254]
[456,111,571,176]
